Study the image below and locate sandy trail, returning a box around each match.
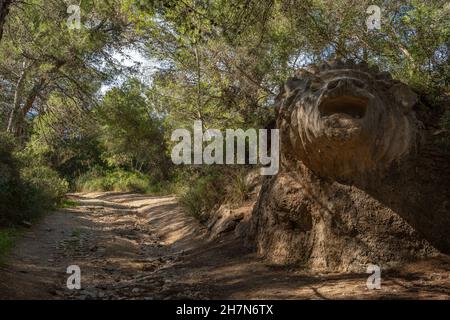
[0,192,449,300]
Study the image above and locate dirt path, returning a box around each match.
[0,192,449,300]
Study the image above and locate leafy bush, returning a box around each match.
[0,228,21,261]
[60,199,80,208]
[178,167,254,222]
[21,165,69,209]
[226,169,252,204]
[146,180,180,195]
[0,133,25,225]
[179,168,229,222]
[26,111,104,184]
[75,168,151,193]
[0,132,68,226]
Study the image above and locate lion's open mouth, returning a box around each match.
[319,96,368,119]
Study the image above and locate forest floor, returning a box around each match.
[0,192,449,300]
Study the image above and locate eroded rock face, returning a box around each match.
[250,60,450,272]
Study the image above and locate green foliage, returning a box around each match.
[0,132,68,226]
[60,199,80,209]
[17,79,172,197]
[74,167,181,195]
[20,165,69,208]
[0,132,25,225]
[179,167,253,221]
[226,169,252,204]
[146,180,180,195]
[25,100,104,183]
[97,79,170,180]
[143,0,449,135]
[180,174,224,221]
[0,0,132,132]
[22,79,171,190]
[0,228,21,261]
[75,168,151,193]
[178,167,245,221]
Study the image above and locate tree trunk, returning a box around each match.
[0,0,13,42]
[7,61,26,134]
[7,60,63,136]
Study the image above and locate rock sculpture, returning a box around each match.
[249,60,450,272]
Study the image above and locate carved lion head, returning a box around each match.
[276,60,419,180]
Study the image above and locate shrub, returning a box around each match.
[75,168,151,193]
[21,165,69,209]
[146,180,178,195]
[0,133,25,225]
[179,169,226,222]
[0,132,69,226]
[226,169,252,204]
[0,228,21,261]
[178,167,254,222]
